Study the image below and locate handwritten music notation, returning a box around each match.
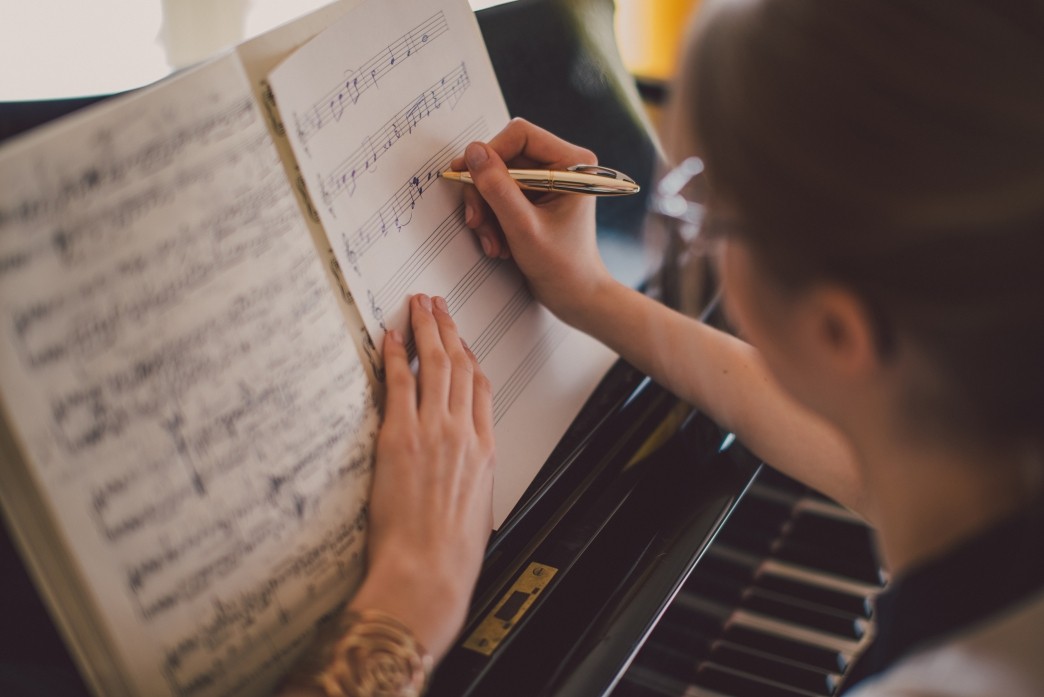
[264,0,616,533]
[370,203,469,320]
[294,12,450,146]
[318,62,471,206]
[343,118,487,269]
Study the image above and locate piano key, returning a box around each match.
[786,513,879,560]
[638,638,706,678]
[637,632,840,696]
[691,663,826,697]
[711,543,883,598]
[728,606,864,655]
[613,467,884,697]
[721,625,849,674]
[773,536,884,586]
[616,665,697,696]
[686,560,869,640]
[739,592,867,641]
[708,644,839,696]
[712,496,791,555]
[755,573,874,619]
[620,664,734,697]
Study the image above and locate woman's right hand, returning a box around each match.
[449,118,618,327]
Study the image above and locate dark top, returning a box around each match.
[840,498,1044,693]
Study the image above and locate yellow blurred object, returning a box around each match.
[614,0,701,82]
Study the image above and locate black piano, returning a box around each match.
[0,2,884,696]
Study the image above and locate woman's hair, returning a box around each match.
[688,0,1044,440]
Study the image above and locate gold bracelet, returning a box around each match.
[283,607,433,697]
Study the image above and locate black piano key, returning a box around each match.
[709,644,838,696]
[646,604,724,665]
[683,556,755,605]
[786,513,878,559]
[692,663,820,697]
[722,625,849,674]
[772,513,883,586]
[620,665,711,697]
[714,496,792,556]
[636,638,704,677]
[755,573,874,618]
[740,593,865,641]
[773,536,884,586]
[612,675,676,697]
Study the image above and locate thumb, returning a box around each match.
[464,142,536,235]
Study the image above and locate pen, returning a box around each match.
[441,164,640,196]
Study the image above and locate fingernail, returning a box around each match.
[465,202,475,226]
[417,294,432,311]
[465,142,488,168]
[388,329,403,344]
[433,296,448,313]
[480,235,492,256]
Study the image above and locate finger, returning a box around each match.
[464,341,494,441]
[431,297,474,416]
[410,294,451,412]
[464,142,539,241]
[486,118,598,169]
[382,329,418,425]
[462,172,515,259]
[463,187,499,257]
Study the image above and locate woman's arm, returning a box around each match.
[574,281,867,515]
[453,119,868,516]
[280,293,495,695]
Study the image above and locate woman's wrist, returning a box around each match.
[348,553,473,662]
[562,277,635,339]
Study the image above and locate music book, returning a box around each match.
[0,0,617,695]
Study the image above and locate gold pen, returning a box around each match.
[441,164,640,196]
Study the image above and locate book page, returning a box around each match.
[0,54,377,697]
[268,0,618,526]
[233,0,385,386]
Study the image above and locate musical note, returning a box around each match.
[266,0,619,548]
[320,63,471,204]
[294,12,450,146]
[371,204,470,312]
[341,119,485,272]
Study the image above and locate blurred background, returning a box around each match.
[0,0,700,101]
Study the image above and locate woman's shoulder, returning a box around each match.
[847,589,1044,697]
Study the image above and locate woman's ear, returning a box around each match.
[803,285,883,378]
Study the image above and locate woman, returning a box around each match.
[285,0,1044,694]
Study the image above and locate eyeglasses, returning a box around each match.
[644,156,722,317]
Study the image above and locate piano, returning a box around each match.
[0,2,885,696]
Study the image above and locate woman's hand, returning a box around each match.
[450,118,618,327]
[347,293,495,662]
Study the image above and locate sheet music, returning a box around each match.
[268,0,618,526]
[0,55,377,697]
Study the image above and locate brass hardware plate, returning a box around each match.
[463,562,558,656]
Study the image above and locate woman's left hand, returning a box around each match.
[347,292,496,661]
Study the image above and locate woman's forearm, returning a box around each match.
[572,281,869,516]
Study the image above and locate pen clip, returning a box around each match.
[567,164,637,186]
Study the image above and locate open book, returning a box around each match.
[0,0,617,695]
